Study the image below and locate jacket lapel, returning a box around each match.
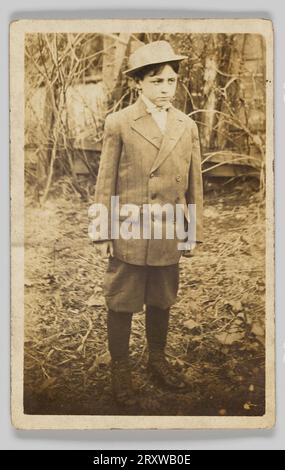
[150,108,186,173]
[130,96,187,171]
[130,97,163,150]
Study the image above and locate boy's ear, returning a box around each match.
[135,79,142,91]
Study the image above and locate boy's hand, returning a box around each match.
[182,242,197,258]
[93,241,114,258]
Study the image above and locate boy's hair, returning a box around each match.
[131,60,180,81]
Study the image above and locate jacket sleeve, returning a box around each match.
[185,120,204,243]
[92,113,122,241]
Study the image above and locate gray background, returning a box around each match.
[1,0,284,450]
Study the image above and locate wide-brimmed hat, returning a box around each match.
[124,40,187,77]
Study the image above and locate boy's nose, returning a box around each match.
[161,86,170,94]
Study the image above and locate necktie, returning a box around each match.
[145,103,171,113]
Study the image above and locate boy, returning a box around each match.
[92,40,203,407]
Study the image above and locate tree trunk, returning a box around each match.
[102,34,130,96]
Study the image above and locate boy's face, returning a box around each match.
[138,64,178,107]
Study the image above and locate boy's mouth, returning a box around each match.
[155,97,171,104]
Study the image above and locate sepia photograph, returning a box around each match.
[10,19,274,429]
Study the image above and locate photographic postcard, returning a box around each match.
[10,18,274,429]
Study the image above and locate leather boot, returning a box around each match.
[147,350,188,390]
[111,358,138,407]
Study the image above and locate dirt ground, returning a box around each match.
[23,177,266,416]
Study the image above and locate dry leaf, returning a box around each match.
[251,322,264,337]
[243,402,251,410]
[86,293,105,307]
[183,319,199,331]
[215,331,244,345]
[204,207,219,218]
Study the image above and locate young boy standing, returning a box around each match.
[92,40,203,407]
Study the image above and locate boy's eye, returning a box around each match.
[150,78,176,84]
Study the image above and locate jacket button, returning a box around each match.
[151,193,157,199]
[150,172,155,178]
[176,175,182,182]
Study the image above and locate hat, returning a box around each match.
[124,40,187,76]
